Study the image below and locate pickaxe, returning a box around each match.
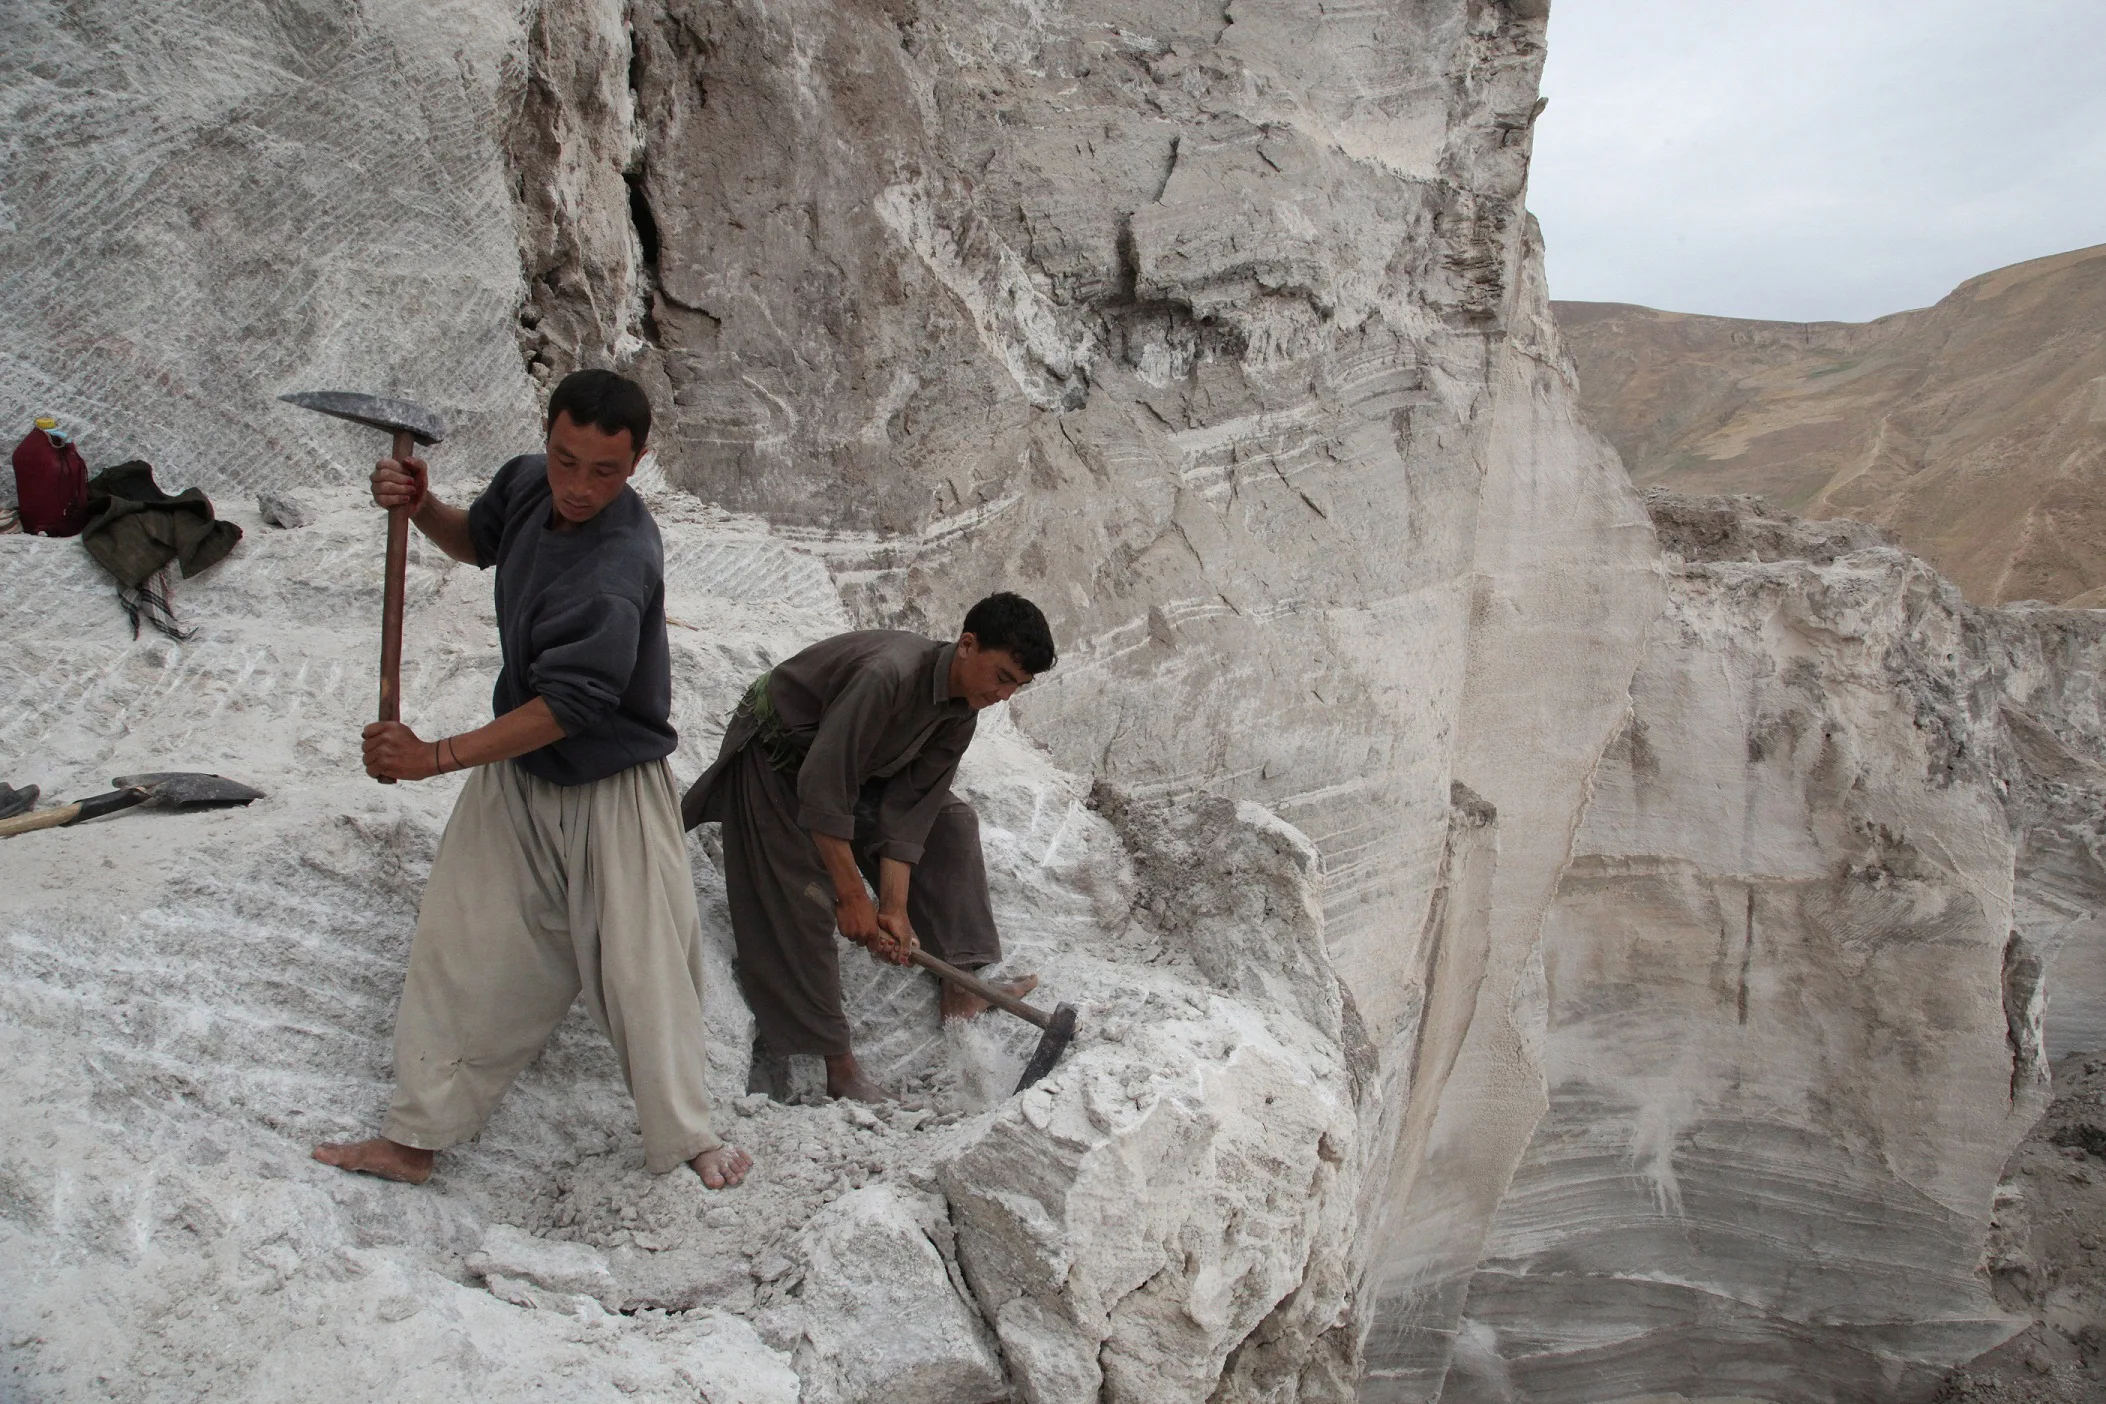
[279,392,448,784]
[0,772,263,838]
[911,949,1078,1093]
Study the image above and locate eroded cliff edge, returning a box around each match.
[6,2,2106,1401]
[1440,494,2106,1400]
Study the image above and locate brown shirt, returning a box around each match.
[685,631,976,864]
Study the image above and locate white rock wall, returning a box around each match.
[2,0,543,496]
[1457,551,2029,1399]
[569,0,1561,1083]
[1426,499,2106,1403]
[1356,219,1666,1399]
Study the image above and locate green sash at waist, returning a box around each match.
[741,671,807,775]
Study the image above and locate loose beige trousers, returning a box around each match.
[384,758,721,1172]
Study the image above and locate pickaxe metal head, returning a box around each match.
[906,948,1080,1094]
[112,772,266,808]
[1014,1002,1079,1094]
[279,391,448,446]
[278,390,436,759]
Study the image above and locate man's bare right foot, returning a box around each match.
[824,1052,887,1104]
[313,1136,434,1184]
[691,1144,754,1189]
[941,971,1039,1021]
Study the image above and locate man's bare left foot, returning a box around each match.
[941,972,1039,1021]
[824,1051,887,1103]
[313,1137,434,1184]
[691,1145,753,1189]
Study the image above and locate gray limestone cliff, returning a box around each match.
[6,2,2106,1401]
[1441,494,2106,1399]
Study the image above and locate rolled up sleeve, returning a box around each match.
[796,667,901,840]
[526,592,642,737]
[871,719,974,863]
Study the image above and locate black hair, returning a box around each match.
[962,592,1056,674]
[546,369,652,453]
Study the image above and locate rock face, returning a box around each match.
[582,0,1567,1090]
[1354,228,1663,1401]
[1427,492,2106,1401]
[1936,1053,2106,1402]
[10,2,2106,1402]
[1553,245,2106,606]
[1,1,541,496]
[1461,496,2032,1398]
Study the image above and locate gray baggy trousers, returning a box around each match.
[383,758,722,1172]
[717,744,1001,1057]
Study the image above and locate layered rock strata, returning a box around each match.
[1430,493,2106,1401]
[1935,1053,2106,1402]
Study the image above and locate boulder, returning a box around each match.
[942,999,1356,1404]
[257,491,311,528]
[782,1186,1007,1404]
[468,1223,618,1302]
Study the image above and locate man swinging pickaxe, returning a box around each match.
[283,374,751,1190]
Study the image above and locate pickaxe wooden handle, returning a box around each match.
[278,392,449,789]
[0,788,148,838]
[375,429,412,784]
[910,948,1049,1026]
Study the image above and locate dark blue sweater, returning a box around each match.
[466,455,676,785]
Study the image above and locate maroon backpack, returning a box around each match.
[12,417,90,537]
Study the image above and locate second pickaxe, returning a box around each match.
[279,391,449,784]
[0,772,263,838]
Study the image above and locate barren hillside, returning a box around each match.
[1554,244,2106,606]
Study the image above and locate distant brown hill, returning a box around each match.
[1555,244,2106,605]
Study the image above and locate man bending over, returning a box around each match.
[683,594,1057,1102]
[315,369,750,1189]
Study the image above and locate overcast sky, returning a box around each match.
[1528,0,2106,322]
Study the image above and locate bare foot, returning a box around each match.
[824,1051,887,1104]
[690,1144,753,1189]
[313,1136,434,1185]
[941,972,1039,1021]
